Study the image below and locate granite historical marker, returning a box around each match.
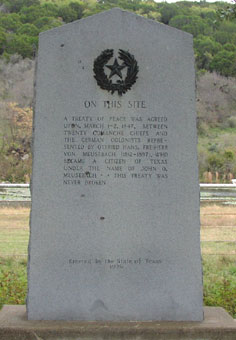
[28,8,203,321]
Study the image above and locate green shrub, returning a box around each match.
[0,257,27,309]
[207,153,224,172]
[0,13,22,33]
[17,23,39,36]
[203,255,236,318]
[210,50,236,77]
[227,116,236,128]
[6,34,37,58]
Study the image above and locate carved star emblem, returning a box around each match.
[105,58,126,79]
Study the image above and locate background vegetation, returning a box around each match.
[0,0,235,318]
[0,0,236,182]
[1,205,235,318]
[0,0,236,75]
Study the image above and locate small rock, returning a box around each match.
[22,154,29,160]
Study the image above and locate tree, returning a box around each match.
[69,2,84,20]
[194,36,221,70]
[40,3,59,18]
[217,0,236,20]
[210,50,236,77]
[2,0,40,13]
[160,3,180,24]
[19,5,51,24]
[58,6,78,23]
[207,153,224,173]
[214,21,236,44]
[169,15,211,37]
[34,17,62,31]
[17,23,38,36]
[6,34,37,58]
[0,13,22,33]
[222,149,236,174]
[223,43,236,52]
[0,28,6,54]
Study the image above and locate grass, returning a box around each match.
[201,205,236,317]
[0,257,27,308]
[0,208,29,257]
[203,255,236,318]
[0,205,236,318]
[0,208,29,308]
[201,205,236,257]
[201,204,236,226]
[198,126,236,146]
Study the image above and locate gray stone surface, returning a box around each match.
[1,306,236,340]
[28,8,203,321]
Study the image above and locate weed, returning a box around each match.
[0,257,27,309]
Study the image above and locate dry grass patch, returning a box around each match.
[0,207,30,216]
[201,227,236,241]
[201,205,236,226]
[201,205,236,255]
[0,207,30,257]
[0,207,29,229]
[201,242,236,255]
[201,205,236,215]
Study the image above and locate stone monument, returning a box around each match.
[27,8,203,321]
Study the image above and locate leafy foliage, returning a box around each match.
[0,0,235,77]
[210,50,236,77]
[0,1,236,182]
[217,0,236,21]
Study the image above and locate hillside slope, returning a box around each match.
[0,58,236,182]
[0,0,236,76]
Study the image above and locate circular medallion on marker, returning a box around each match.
[93,49,139,96]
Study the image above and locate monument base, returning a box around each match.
[0,305,235,340]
